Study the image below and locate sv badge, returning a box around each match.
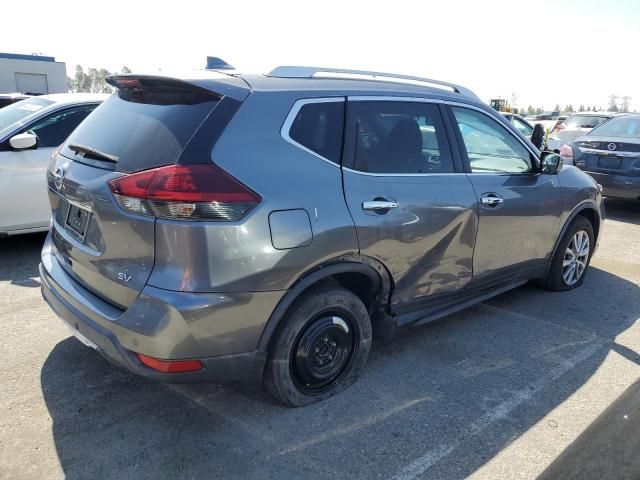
[117,272,132,282]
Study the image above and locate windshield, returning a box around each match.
[564,115,609,129]
[0,97,54,135]
[588,116,640,138]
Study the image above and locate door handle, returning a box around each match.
[480,194,504,207]
[362,200,398,211]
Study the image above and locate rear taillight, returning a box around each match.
[108,164,261,221]
[551,122,565,134]
[559,144,573,160]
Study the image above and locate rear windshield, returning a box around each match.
[588,116,640,139]
[564,115,609,129]
[0,97,54,135]
[61,86,219,172]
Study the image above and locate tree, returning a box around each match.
[564,105,574,113]
[593,105,598,112]
[527,105,535,115]
[554,104,561,112]
[121,66,132,74]
[535,106,543,115]
[579,105,585,112]
[587,106,591,111]
[67,64,116,93]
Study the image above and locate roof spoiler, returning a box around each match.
[105,73,249,101]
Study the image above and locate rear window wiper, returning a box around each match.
[68,143,119,163]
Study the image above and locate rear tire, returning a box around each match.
[264,287,372,407]
[544,216,594,291]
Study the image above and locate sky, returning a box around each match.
[2,0,639,111]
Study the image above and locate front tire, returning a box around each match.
[264,287,372,407]
[544,216,594,291]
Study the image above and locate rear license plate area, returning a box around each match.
[598,156,622,169]
[64,203,91,241]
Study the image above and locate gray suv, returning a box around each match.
[40,66,604,406]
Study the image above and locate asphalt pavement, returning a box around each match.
[1,199,639,480]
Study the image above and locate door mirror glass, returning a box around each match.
[9,132,37,150]
[541,151,562,174]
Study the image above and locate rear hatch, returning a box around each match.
[574,136,640,176]
[46,75,245,309]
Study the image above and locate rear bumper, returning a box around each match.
[586,171,640,201]
[40,234,285,388]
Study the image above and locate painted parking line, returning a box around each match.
[391,342,603,480]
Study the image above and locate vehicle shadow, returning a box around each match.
[0,232,46,288]
[605,198,640,225]
[41,266,640,479]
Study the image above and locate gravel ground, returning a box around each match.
[1,199,639,480]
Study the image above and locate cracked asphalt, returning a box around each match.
[1,199,639,480]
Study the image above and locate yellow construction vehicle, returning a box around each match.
[490,98,517,114]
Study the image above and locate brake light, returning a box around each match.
[559,144,573,160]
[136,353,203,373]
[108,164,261,221]
[551,122,565,134]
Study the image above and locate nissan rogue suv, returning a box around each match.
[40,66,604,406]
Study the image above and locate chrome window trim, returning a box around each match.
[281,97,344,168]
[342,167,464,177]
[347,95,443,104]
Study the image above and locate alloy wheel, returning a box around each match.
[562,230,590,286]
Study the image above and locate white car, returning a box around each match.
[0,93,107,236]
[547,112,617,151]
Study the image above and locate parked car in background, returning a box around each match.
[547,112,618,151]
[40,67,603,407]
[0,93,32,109]
[564,114,640,201]
[536,111,561,120]
[0,93,107,236]
[501,112,534,137]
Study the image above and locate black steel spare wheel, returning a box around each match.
[264,286,372,407]
[292,312,357,393]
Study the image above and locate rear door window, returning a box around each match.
[61,86,220,172]
[287,99,345,164]
[27,105,97,147]
[348,101,453,174]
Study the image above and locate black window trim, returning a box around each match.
[281,97,345,168]
[444,102,542,175]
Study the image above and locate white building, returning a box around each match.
[0,53,67,94]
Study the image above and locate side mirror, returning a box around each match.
[530,123,545,149]
[541,151,562,175]
[9,132,37,150]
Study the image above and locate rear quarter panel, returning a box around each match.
[148,91,359,293]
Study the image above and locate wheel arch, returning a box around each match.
[256,256,392,354]
[544,201,602,277]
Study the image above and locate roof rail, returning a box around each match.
[267,66,479,99]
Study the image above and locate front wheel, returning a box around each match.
[544,216,594,291]
[264,287,372,407]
